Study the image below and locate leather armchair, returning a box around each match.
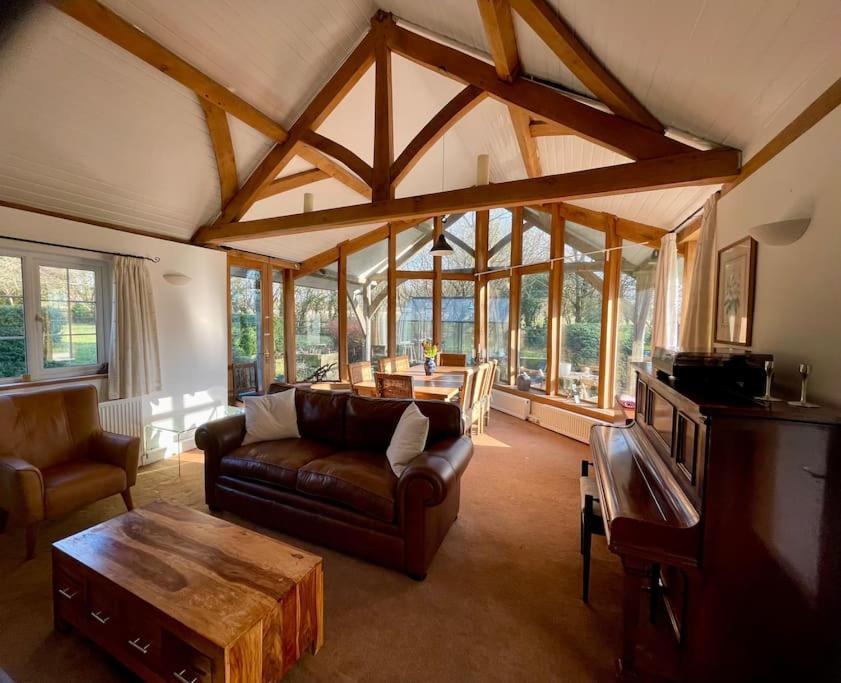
[0,385,140,559]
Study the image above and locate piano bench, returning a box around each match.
[580,460,605,603]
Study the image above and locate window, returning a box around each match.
[488,209,513,269]
[295,268,339,382]
[518,271,549,393]
[0,248,108,382]
[441,280,474,356]
[522,207,551,265]
[615,242,657,396]
[230,265,263,392]
[487,277,510,382]
[396,220,434,271]
[347,238,388,372]
[396,279,432,365]
[442,213,475,273]
[272,269,285,382]
[558,224,605,404]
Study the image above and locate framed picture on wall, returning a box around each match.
[714,236,757,346]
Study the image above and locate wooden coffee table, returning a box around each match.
[52,501,323,682]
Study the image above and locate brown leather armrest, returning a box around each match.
[194,414,246,507]
[90,431,141,487]
[0,456,45,526]
[397,436,473,507]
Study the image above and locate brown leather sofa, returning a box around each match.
[0,385,140,559]
[195,386,472,579]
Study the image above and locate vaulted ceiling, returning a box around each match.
[0,0,838,262]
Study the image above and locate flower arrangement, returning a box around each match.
[421,340,439,360]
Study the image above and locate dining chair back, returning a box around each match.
[482,359,498,428]
[394,355,411,372]
[379,357,396,373]
[438,352,467,367]
[374,373,415,399]
[464,363,489,435]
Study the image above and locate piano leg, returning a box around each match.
[617,556,650,681]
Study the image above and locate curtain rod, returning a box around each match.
[0,234,160,262]
[667,189,722,235]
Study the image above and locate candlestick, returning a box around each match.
[788,363,820,408]
[757,360,782,402]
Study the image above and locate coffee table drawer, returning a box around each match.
[54,562,86,622]
[163,632,213,683]
[123,608,163,672]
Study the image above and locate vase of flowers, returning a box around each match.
[421,340,438,376]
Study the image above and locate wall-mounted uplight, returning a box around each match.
[163,272,192,286]
[747,218,810,246]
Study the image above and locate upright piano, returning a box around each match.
[590,360,841,682]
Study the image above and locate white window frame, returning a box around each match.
[0,243,111,383]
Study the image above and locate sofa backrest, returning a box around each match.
[0,384,102,470]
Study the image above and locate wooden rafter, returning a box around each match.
[509,105,542,177]
[196,148,739,243]
[212,30,377,226]
[198,99,238,208]
[530,120,575,137]
[384,20,690,160]
[390,85,486,190]
[509,0,663,131]
[254,169,329,201]
[50,0,369,210]
[477,0,520,82]
[373,13,395,200]
[301,132,373,187]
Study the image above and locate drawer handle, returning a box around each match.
[802,466,828,480]
[58,587,79,600]
[174,670,199,683]
[90,610,111,625]
[128,637,150,655]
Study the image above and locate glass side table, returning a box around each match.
[144,405,243,477]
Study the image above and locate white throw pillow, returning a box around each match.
[242,389,300,445]
[386,402,429,476]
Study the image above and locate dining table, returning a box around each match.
[354,364,474,401]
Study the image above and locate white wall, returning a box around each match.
[0,206,228,459]
[716,106,841,408]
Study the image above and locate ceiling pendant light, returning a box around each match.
[430,133,454,257]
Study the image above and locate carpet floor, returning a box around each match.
[0,411,626,682]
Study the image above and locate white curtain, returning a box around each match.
[680,194,718,352]
[651,232,679,351]
[108,256,162,399]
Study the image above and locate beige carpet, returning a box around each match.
[0,412,626,682]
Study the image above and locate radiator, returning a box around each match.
[527,401,604,444]
[491,389,530,419]
[99,397,145,456]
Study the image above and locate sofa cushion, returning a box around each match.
[220,438,339,490]
[296,451,397,523]
[42,459,127,519]
[293,388,348,447]
[344,395,462,452]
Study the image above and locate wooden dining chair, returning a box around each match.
[465,364,488,435]
[348,361,373,393]
[394,355,411,372]
[481,360,498,428]
[438,352,466,367]
[379,357,396,373]
[374,373,415,399]
[457,369,476,434]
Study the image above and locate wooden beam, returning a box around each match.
[295,147,373,199]
[51,0,369,207]
[199,99,238,208]
[212,30,376,225]
[387,223,398,356]
[509,0,662,131]
[385,21,690,160]
[597,217,622,408]
[197,148,740,243]
[338,245,348,379]
[224,248,299,270]
[373,15,394,201]
[474,209,489,359]
[390,86,486,189]
[721,76,841,197]
[507,207,523,384]
[254,169,329,201]
[283,268,297,382]
[546,205,564,395]
[432,216,443,345]
[476,0,520,82]
[301,132,373,187]
[509,106,542,177]
[529,120,575,137]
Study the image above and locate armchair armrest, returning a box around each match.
[90,431,141,487]
[397,435,473,508]
[0,456,45,526]
[194,414,246,507]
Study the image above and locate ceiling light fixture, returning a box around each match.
[430,232,454,257]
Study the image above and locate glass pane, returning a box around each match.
[69,334,98,365]
[0,256,26,378]
[39,264,99,370]
[396,220,434,271]
[396,279,432,365]
[488,208,513,269]
[615,242,658,397]
[295,267,339,382]
[518,272,549,393]
[522,207,551,265]
[487,278,510,382]
[441,212,475,273]
[441,280,474,358]
[347,238,389,373]
[230,266,263,394]
[69,268,96,302]
[559,223,605,404]
[71,301,96,328]
[272,269,285,382]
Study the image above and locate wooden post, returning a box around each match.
[432,216,443,347]
[546,204,565,395]
[372,16,394,202]
[338,244,348,380]
[507,207,523,385]
[387,223,397,356]
[283,268,296,383]
[474,209,489,361]
[597,216,622,408]
[260,261,274,390]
